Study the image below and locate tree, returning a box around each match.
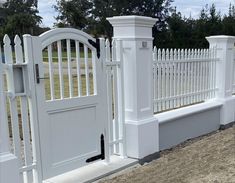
[0,0,42,39]
[54,0,173,39]
[54,0,93,29]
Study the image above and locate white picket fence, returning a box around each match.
[153,47,218,113]
[102,39,126,158]
[0,35,40,183]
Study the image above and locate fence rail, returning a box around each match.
[153,47,218,113]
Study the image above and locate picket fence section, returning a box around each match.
[102,38,126,159]
[0,35,39,183]
[153,47,218,113]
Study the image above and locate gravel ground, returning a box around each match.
[99,124,235,183]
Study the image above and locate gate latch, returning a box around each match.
[35,64,49,84]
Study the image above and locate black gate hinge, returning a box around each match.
[86,134,105,163]
[88,39,100,59]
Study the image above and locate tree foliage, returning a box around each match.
[0,0,42,39]
[54,0,173,38]
[54,0,92,29]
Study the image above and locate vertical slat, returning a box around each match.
[177,49,181,107]
[105,39,113,155]
[185,49,191,105]
[75,41,82,97]
[92,50,97,95]
[206,49,210,99]
[169,49,173,109]
[57,41,64,99]
[173,49,177,108]
[48,45,55,100]
[15,35,33,183]
[157,49,162,111]
[190,49,195,103]
[180,49,184,106]
[4,35,24,183]
[0,42,10,158]
[66,39,73,97]
[196,55,200,102]
[111,39,119,153]
[84,45,90,96]
[199,49,203,102]
[193,50,197,102]
[165,49,169,109]
[202,49,206,100]
[162,49,166,110]
[183,49,187,105]
[117,40,126,157]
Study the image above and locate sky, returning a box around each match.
[36,0,235,27]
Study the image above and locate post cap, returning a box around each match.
[107,15,157,28]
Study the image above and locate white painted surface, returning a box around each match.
[207,36,235,125]
[44,156,137,183]
[108,16,159,159]
[26,29,109,180]
[0,39,20,183]
[153,47,218,113]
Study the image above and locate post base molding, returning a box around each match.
[0,153,20,183]
[217,97,235,125]
[125,117,159,159]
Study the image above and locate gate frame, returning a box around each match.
[23,28,110,180]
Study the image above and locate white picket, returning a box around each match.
[47,44,55,100]
[66,39,73,97]
[57,41,64,99]
[75,41,82,97]
[84,45,90,96]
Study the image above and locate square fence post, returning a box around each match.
[107,16,159,159]
[206,36,235,125]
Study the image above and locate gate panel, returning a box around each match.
[26,29,108,180]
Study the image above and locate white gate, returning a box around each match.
[24,29,109,179]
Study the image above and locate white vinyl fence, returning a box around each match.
[102,39,126,159]
[153,47,218,113]
[0,35,41,183]
[0,34,126,183]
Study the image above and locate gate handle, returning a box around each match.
[35,64,49,84]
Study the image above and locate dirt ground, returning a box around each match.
[99,124,235,183]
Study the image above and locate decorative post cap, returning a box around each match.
[206,35,235,44]
[107,15,157,28]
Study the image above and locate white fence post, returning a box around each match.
[0,55,20,183]
[206,36,235,125]
[107,16,159,159]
